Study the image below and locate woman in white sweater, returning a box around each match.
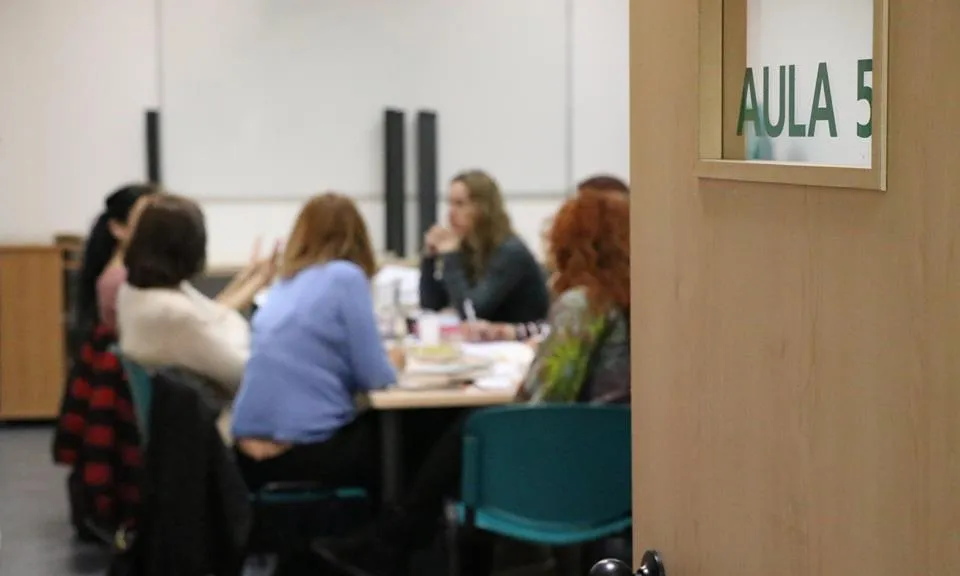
[116,194,274,394]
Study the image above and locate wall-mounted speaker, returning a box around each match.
[383,108,406,256]
[145,109,162,184]
[416,110,438,251]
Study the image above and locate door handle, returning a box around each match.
[590,550,665,576]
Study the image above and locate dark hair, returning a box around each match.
[77,183,157,328]
[577,175,629,196]
[124,194,207,288]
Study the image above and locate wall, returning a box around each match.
[0,0,157,241]
[630,0,959,574]
[0,0,628,266]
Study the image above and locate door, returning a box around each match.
[628,0,959,574]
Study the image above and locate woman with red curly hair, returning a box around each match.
[316,183,632,576]
[516,186,631,403]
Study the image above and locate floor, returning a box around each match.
[0,424,111,575]
[0,424,624,576]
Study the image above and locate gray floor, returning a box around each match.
[0,425,111,575]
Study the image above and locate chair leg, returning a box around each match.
[444,502,462,576]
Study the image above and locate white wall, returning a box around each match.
[0,0,628,266]
[0,0,158,242]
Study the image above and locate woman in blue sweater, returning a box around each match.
[231,193,400,495]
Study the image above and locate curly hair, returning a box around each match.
[549,190,630,312]
[577,174,629,196]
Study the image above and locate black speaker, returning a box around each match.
[383,108,406,256]
[145,109,162,184]
[415,110,438,251]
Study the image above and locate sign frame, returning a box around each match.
[697,0,889,190]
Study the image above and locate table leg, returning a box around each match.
[380,410,403,506]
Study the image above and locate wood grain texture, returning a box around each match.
[629,0,959,573]
[0,246,65,419]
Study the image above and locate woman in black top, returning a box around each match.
[459,173,631,343]
[419,169,549,324]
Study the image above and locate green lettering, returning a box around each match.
[788,65,806,137]
[762,66,786,137]
[737,68,761,137]
[856,58,873,138]
[808,62,837,137]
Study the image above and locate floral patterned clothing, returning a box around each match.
[520,288,630,404]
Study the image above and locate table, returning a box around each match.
[366,384,519,504]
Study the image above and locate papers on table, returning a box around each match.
[459,342,536,368]
[460,342,534,391]
[397,341,534,393]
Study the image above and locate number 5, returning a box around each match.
[857,59,873,138]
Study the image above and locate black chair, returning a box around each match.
[246,482,372,573]
[117,351,371,573]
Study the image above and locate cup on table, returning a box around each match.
[418,313,442,346]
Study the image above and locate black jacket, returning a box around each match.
[419,234,549,324]
[111,368,251,576]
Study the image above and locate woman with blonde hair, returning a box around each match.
[420,169,549,323]
[231,193,398,492]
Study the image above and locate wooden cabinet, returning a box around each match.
[0,245,65,420]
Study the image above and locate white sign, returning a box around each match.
[740,0,874,167]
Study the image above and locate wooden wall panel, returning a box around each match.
[629,0,959,574]
[0,246,65,419]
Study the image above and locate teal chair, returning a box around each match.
[114,350,153,444]
[453,405,632,575]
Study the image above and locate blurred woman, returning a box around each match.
[463,174,630,349]
[77,184,159,332]
[52,183,157,540]
[316,188,632,576]
[231,193,400,493]
[419,170,549,323]
[117,194,274,393]
[517,186,631,403]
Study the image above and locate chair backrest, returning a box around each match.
[461,405,631,526]
[108,345,153,443]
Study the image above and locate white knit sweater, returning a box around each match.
[116,281,251,393]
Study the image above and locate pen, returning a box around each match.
[463,299,477,323]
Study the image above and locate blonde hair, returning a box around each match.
[451,170,513,282]
[282,193,377,279]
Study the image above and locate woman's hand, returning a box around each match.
[386,344,406,371]
[218,238,281,310]
[425,224,459,255]
[423,225,444,256]
[433,227,460,254]
[249,240,281,290]
[524,336,542,352]
[461,321,517,342]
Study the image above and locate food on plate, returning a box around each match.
[407,343,462,363]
